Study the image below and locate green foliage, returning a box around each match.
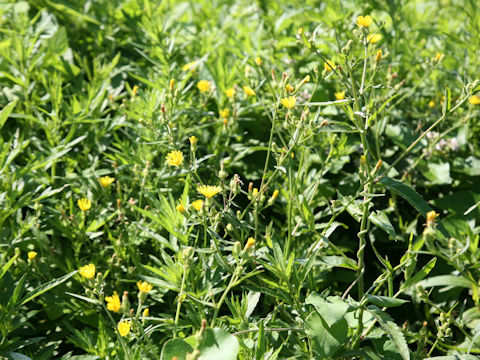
[1,0,480,358]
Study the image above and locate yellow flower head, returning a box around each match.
[137,280,153,293]
[469,95,480,105]
[132,85,139,97]
[28,251,37,260]
[189,136,198,146]
[356,15,373,28]
[169,79,175,91]
[272,189,279,200]
[143,308,149,317]
[324,59,335,72]
[192,199,204,211]
[166,150,184,167]
[105,291,122,313]
[226,87,236,98]
[335,91,345,100]
[176,200,186,214]
[99,176,115,188]
[219,108,230,118]
[428,100,435,108]
[281,96,296,109]
[117,320,131,337]
[79,263,95,279]
[252,188,259,197]
[182,61,198,72]
[375,49,382,62]
[367,33,381,44]
[426,210,439,226]
[255,57,263,66]
[246,237,255,249]
[434,52,444,63]
[197,80,211,93]
[78,198,92,211]
[197,185,222,199]
[285,84,294,93]
[243,86,256,96]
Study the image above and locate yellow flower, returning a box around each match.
[117,320,131,337]
[426,210,439,226]
[356,15,373,28]
[469,95,480,105]
[28,251,37,260]
[434,52,444,63]
[375,49,382,63]
[197,80,211,93]
[281,96,296,109]
[166,150,184,167]
[219,108,230,118]
[189,136,197,145]
[176,200,186,214]
[137,280,153,293]
[197,185,222,199]
[367,33,381,44]
[226,88,236,98]
[271,190,279,200]
[78,198,92,211]
[182,61,197,71]
[255,57,263,66]
[99,176,115,187]
[428,100,435,108]
[169,79,175,91]
[324,59,335,72]
[285,84,294,93]
[335,91,345,100]
[132,85,139,96]
[143,308,149,317]
[246,237,255,248]
[105,292,122,313]
[192,199,204,211]
[252,188,259,197]
[243,86,256,96]
[79,263,95,279]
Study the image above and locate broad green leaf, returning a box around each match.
[306,293,350,327]
[305,310,348,359]
[21,271,77,305]
[367,307,410,360]
[365,295,408,308]
[369,210,396,238]
[197,328,239,360]
[401,257,437,290]
[160,338,193,360]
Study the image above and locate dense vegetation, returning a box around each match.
[1,0,480,359]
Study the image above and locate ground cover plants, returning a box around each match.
[1,0,480,359]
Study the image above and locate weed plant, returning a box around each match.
[1,0,480,359]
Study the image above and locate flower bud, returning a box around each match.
[255,57,263,66]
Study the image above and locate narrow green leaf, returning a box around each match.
[365,295,408,308]
[21,271,77,305]
[369,210,396,238]
[0,254,18,280]
[401,257,437,290]
[367,93,400,127]
[0,99,17,129]
[367,307,410,360]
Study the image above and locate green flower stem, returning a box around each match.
[174,265,188,338]
[211,265,241,327]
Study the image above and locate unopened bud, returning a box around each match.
[255,57,263,66]
[375,49,382,63]
[169,79,175,91]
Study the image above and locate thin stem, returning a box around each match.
[211,269,239,327]
[174,265,188,338]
